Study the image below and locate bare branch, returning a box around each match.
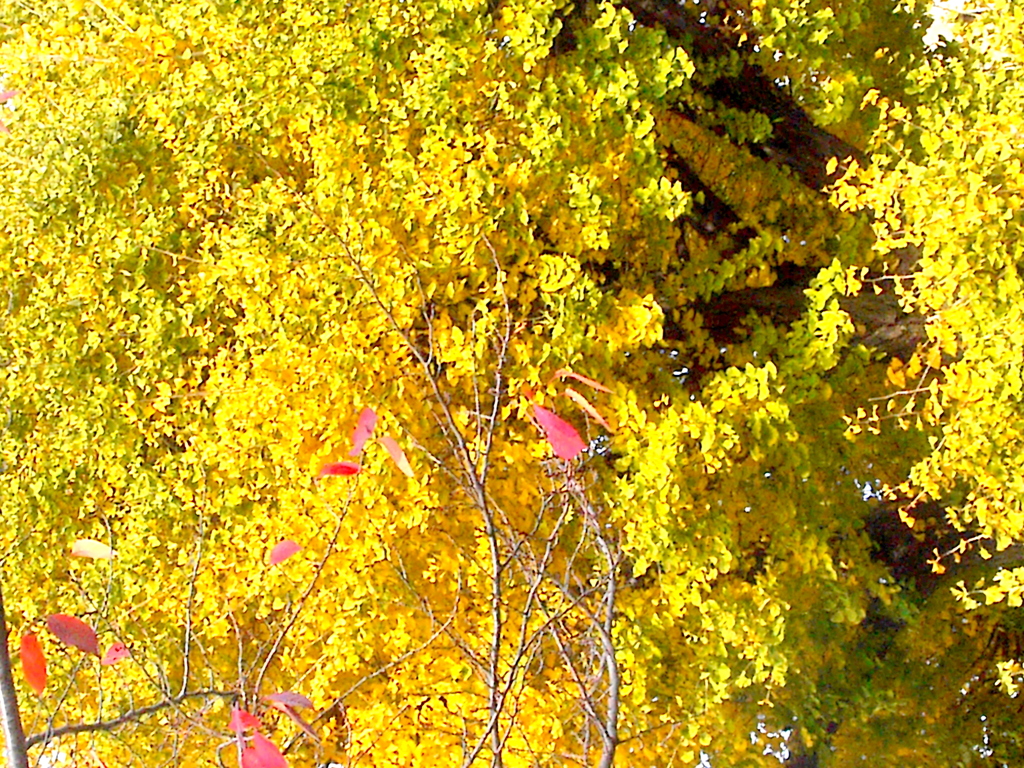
[25,689,236,749]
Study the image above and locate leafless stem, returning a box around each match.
[25,689,236,749]
[178,510,205,698]
[254,506,349,699]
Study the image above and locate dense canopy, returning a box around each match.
[2,0,1024,765]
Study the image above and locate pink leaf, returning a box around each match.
[263,694,313,741]
[562,387,612,430]
[349,407,377,457]
[101,642,130,666]
[552,368,612,393]
[242,733,288,768]
[47,614,100,656]
[70,539,115,559]
[269,540,301,566]
[266,701,320,742]
[379,436,414,478]
[532,405,587,461]
[230,707,263,732]
[0,90,17,103]
[264,691,314,710]
[20,634,47,695]
[317,461,360,478]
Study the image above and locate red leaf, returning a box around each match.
[242,733,288,768]
[269,540,301,566]
[264,691,313,710]
[348,407,377,457]
[47,614,100,656]
[101,642,130,666]
[317,461,360,478]
[70,539,115,559]
[552,368,612,393]
[532,405,587,461]
[20,634,47,695]
[563,387,612,430]
[266,701,319,743]
[379,436,414,478]
[230,707,263,732]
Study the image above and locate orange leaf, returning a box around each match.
[379,436,414,478]
[47,614,100,656]
[70,539,115,559]
[20,634,47,695]
[317,461,360,477]
[563,387,612,430]
[349,407,377,457]
[552,369,612,393]
[101,642,130,665]
[533,405,586,461]
[269,540,301,566]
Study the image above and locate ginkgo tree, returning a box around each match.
[3,0,1024,765]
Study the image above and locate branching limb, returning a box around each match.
[24,689,237,749]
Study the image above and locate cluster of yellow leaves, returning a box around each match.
[6,0,1024,765]
[833,0,1024,547]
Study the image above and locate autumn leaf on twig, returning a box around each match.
[349,406,377,456]
[533,405,586,461]
[265,692,319,742]
[379,435,415,478]
[101,642,130,665]
[47,614,100,656]
[317,461,360,477]
[230,707,263,733]
[552,368,612,393]
[269,540,301,566]
[241,732,288,768]
[563,387,612,430]
[70,539,115,559]
[20,634,47,695]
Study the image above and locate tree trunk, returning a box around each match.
[0,581,29,768]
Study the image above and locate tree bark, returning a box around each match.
[0,580,30,768]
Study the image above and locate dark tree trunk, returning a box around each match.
[0,581,30,768]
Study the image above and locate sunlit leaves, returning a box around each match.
[20,634,47,695]
[4,0,1021,765]
[47,615,100,656]
[0,88,15,134]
